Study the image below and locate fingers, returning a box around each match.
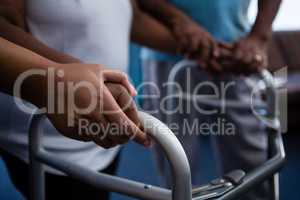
[102,70,137,96]
[212,41,220,58]
[173,28,189,55]
[107,83,143,134]
[199,39,211,61]
[187,36,201,54]
[218,42,233,50]
[89,115,118,148]
[208,59,223,74]
[218,44,233,58]
[197,60,208,71]
[116,87,141,127]
[86,108,130,148]
[101,86,151,147]
[233,47,243,62]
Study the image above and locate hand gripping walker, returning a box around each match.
[28,60,285,200]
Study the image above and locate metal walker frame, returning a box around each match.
[29,60,285,200]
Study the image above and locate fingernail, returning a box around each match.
[130,85,137,96]
[214,50,220,58]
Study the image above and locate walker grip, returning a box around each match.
[223,170,246,185]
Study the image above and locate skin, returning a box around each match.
[0,0,180,148]
[0,0,177,64]
[130,0,177,54]
[0,4,24,28]
[139,0,282,75]
[137,0,226,72]
[229,0,282,75]
[0,37,152,148]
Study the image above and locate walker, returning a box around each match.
[28,60,285,200]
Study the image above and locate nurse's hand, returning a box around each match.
[230,35,268,75]
[203,42,233,74]
[44,63,151,149]
[170,16,219,65]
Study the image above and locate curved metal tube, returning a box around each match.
[28,60,281,200]
[166,60,280,129]
[166,60,284,200]
[257,69,280,129]
[29,111,192,200]
[138,111,192,200]
[218,129,286,200]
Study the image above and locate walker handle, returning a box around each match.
[138,111,192,200]
[167,60,280,129]
[29,111,192,200]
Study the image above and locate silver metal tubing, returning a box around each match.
[29,113,45,200]
[217,129,285,200]
[28,59,284,200]
[166,60,280,128]
[139,111,192,200]
[259,69,282,200]
[167,60,284,200]
[29,112,192,200]
[177,93,266,110]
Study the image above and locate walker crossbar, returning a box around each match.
[29,111,192,200]
[166,60,285,200]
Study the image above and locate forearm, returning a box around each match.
[131,0,177,53]
[250,0,282,41]
[138,0,191,28]
[0,16,80,64]
[0,37,57,107]
[131,12,177,53]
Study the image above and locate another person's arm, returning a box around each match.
[136,0,223,72]
[0,37,150,148]
[130,0,177,54]
[0,1,80,63]
[230,0,282,74]
[1,0,175,62]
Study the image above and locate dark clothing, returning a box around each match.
[1,149,119,200]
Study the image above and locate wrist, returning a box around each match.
[22,61,62,109]
[249,29,272,43]
[169,13,192,29]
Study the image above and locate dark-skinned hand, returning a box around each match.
[225,36,268,75]
[170,16,220,68]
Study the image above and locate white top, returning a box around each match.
[0,0,132,174]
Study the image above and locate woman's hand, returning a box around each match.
[41,63,151,149]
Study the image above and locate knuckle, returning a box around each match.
[118,84,127,92]
[94,64,104,73]
[115,84,128,97]
[120,72,128,80]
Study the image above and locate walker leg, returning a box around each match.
[268,128,280,200]
[29,114,45,200]
[269,173,280,200]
